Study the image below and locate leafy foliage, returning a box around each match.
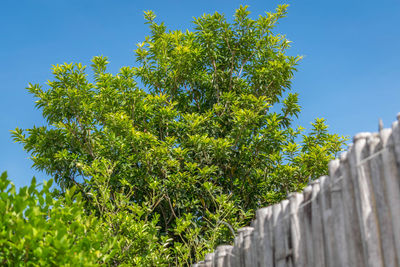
[11,5,347,265]
[0,171,169,266]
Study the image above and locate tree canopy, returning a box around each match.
[11,4,346,265]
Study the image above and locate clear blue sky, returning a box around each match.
[1,0,400,189]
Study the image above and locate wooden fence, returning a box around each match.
[193,115,400,267]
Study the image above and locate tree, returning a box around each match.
[12,5,347,265]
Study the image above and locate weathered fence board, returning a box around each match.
[214,245,233,267]
[350,133,384,266]
[318,175,333,267]
[367,133,398,266]
[255,206,273,267]
[241,227,254,266]
[301,185,314,266]
[386,122,400,263]
[310,181,325,267]
[281,200,292,267]
[288,192,304,266]
[273,202,284,267]
[194,115,400,267]
[204,252,214,267]
[328,159,348,266]
[340,151,366,267]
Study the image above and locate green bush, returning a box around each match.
[0,171,169,266]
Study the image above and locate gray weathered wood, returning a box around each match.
[247,220,258,266]
[249,222,259,266]
[289,192,305,267]
[392,116,400,170]
[348,133,384,266]
[300,185,314,266]
[311,181,325,267]
[241,227,255,266]
[272,202,284,267]
[281,200,293,267]
[224,244,238,267]
[255,206,273,267]
[381,126,400,265]
[232,229,244,267]
[222,246,234,267]
[193,261,206,267]
[268,200,293,267]
[329,159,349,266]
[367,132,398,266]
[319,175,333,267]
[204,253,215,267]
[214,245,233,267]
[389,120,400,262]
[339,151,365,267]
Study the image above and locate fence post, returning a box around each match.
[241,227,255,266]
[204,253,215,267]
[367,132,398,266]
[289,192,304,266]
[255,206,273,267]
[329,159,349,266]
[319,175,333,267]
[193,261,206,267]
[300,185,314,266]
[233,227,245,267]
[270,200,292,267]
[272,201,285,267]
[310,180,325,267]
[349,133,384,266]
[214,245,233,267]
[339,151,366,267]
[381,126,400,264]
[282,200,293,267]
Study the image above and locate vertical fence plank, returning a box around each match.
[319,175,333,267]
[310,181,325,267]
[328,159,349,266]
[389,119,400,261]
[299,185,314,266]
[338,151,365,267]
[204,253,215,267]
[272,202,285,267]
[381,126,400,264]
[241,227,255,266]
[226,237,239,267]
[255,206,273,267]
[232,229,244,267]
[273,201,292,267]
[223,246,234,267]
[214,245,233,267]
[392,114,400,169]
[249,222,259,267]
[281,200,293,267]
[367,132,398,266]
[289,192,305,267]
[252,216,261,267]
[349,133,384,266]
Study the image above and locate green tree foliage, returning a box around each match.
[12,5,347,265]
[0,170,169,266]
